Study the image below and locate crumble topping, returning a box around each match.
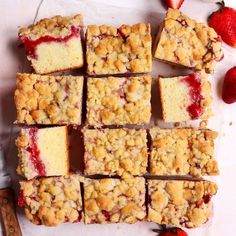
[86,23,152,75]
[149,128,219,177]
[19,175,83,226]
[154,8,223,74]
[147,180,218,228]
[19,14,83,40]
[84,178,146,224]
[86,75,152,126]
[15,73,83,125]
[83,128,148,177]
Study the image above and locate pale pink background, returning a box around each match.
[0,0,236,235]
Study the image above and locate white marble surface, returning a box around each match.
[0,0,236,235]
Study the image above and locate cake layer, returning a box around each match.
[18,14,84,74]
[153,8,223,74]
[83,128,148,176]
[147,180,218,228]
[149,127,219,176]
[19,175,83,226]
[16,126,69,179]
[86,75,152,126]
[159,71,212,122]
[15,73,84,125]
[86,23,152,75]
[84,177,146,224]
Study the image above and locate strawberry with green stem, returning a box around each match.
[208,1,236,48]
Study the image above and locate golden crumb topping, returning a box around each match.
[19,175,83,226]
[15,73,83,125]
[154,9,223,74]
[149,128,219,177]
[83,129,147,177]
[86,75,151,126]
[84,177,146,224]
[147,180,218,228]
[86,23,152,75]
[19,14,83,40]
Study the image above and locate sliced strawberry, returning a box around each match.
[166,0,184,9]
[222,66,236,104]
[208,1,236,48]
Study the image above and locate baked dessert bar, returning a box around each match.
[153,8,223,74]
[147,180,217,228]
[18,175,83,226]
[149,127,219,177]
[84,177,146,224]
[15,73,84,125]
[18,14,84,74]
[86,75,152,126]
[86,23,152,75]
[83,128,148,176]
[158,71,212,122]
[16,126,69,180]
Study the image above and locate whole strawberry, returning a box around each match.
[222,66,236,104]
[208,1,236,48]
[153,226,188,236]
[165,0,184,9]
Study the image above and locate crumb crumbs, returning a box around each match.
[200,120,208,129]
[229,121,233,126]
[174,122,181,127]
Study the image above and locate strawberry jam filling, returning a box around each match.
[181,72,204,119]
[26,128,46,176]
[203,194,211,204]
[19,26,80,59]
[102,210,111,221]
[18,190,24,207]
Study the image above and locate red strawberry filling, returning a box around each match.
[19,26,81,59]
[102,210,111,221]
[18,190,24,207]
[26,128,46,176]
[181,72,204,119]
[203,194,211,204]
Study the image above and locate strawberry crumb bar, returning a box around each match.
[147,180,218,228]
[153,9,223,74]
[18,14,84,74]
[83,128,148,176]
[84,177,146,224]
[86,75,152,126]
[16,126,69,180]
[149,127,219,177]
[158,71,212,122]
[19,175,83,226]
[15,73,83,125]
[86,23,152,75]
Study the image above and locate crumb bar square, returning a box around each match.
[18,14,84,74]
[158,71,212,122]
[19,175,83,226]
[86,75,152,126]
[147,180,218,228]
[86,23,152,75]
[84,177,146,224]
[149,127,219,177]
[15,73,83,125]
[83,128,148,176]
[153,9,223,74]
[16,126,69,180]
